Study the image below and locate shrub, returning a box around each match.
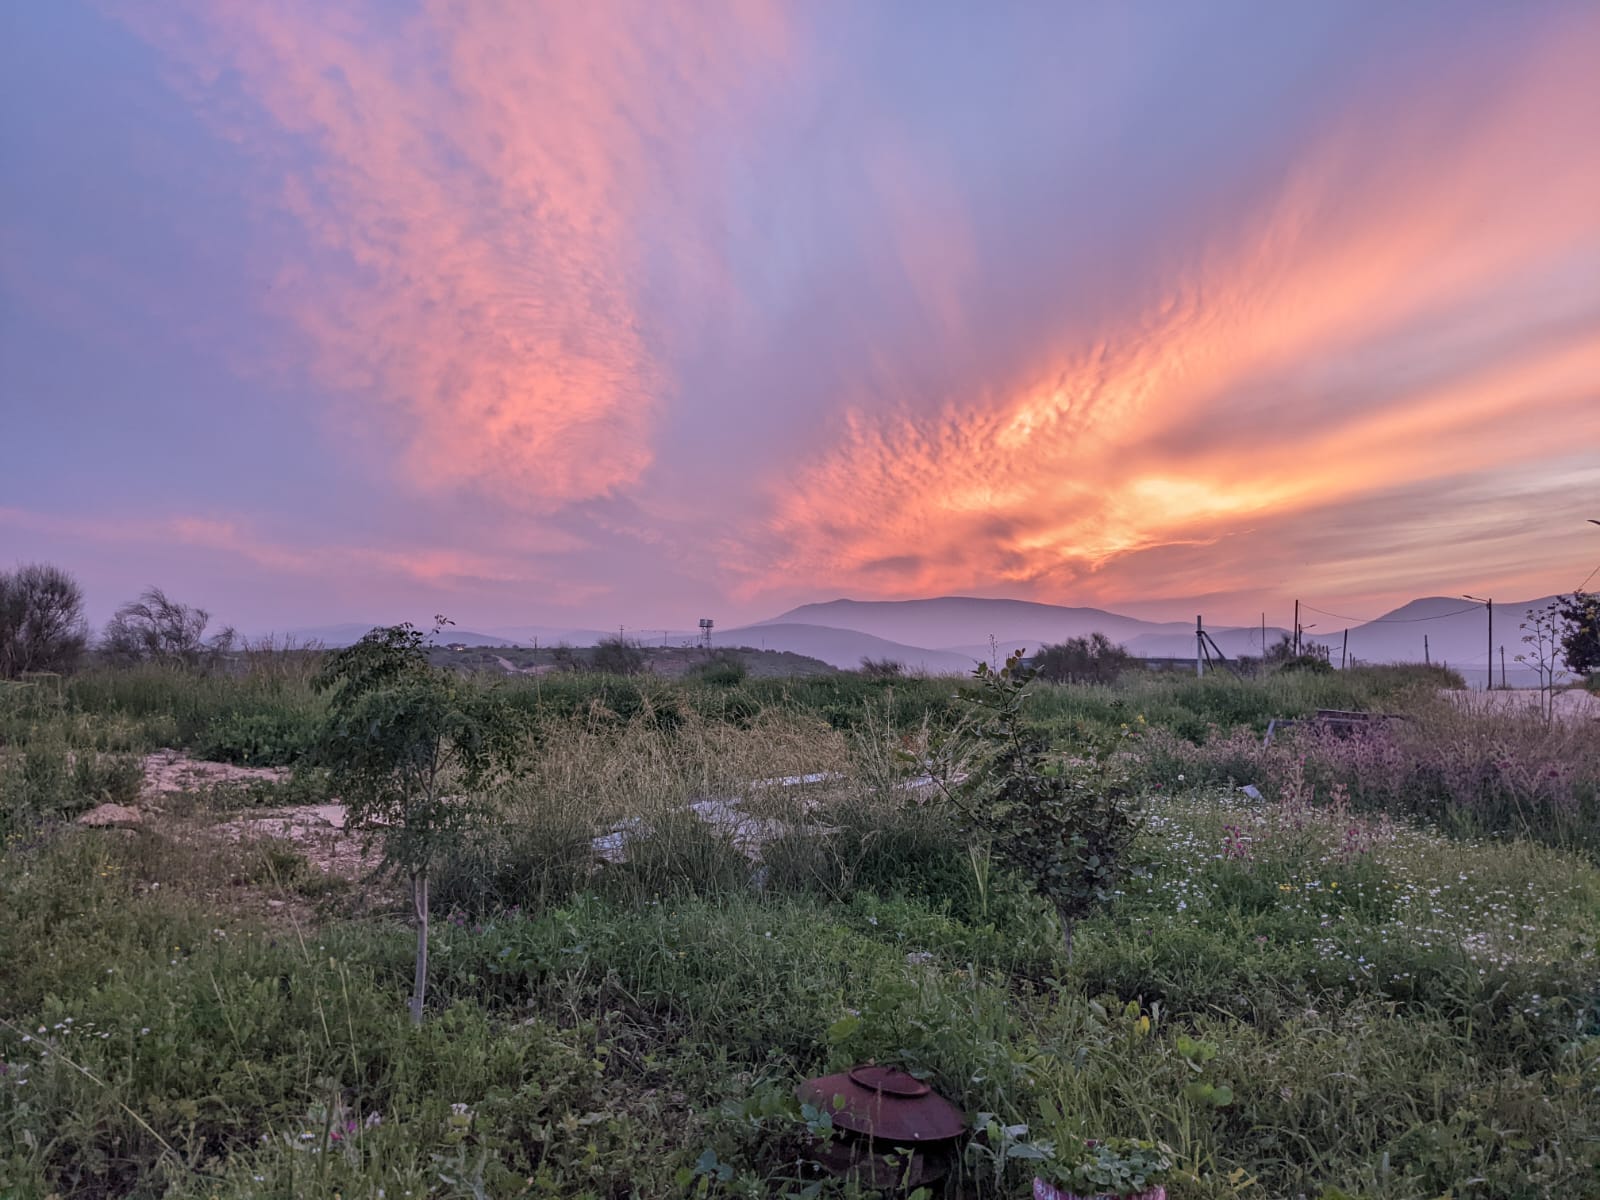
[957,651,1139,962]
[194,707,324,766]
[590,636,646,676]
[691,652,748,687]
[1033,632,1132,685]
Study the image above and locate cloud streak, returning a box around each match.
[751,7,1600,611]
[122,0,793,508]
[7,2,1598,630]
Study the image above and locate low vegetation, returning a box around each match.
[2,603,1599,1198]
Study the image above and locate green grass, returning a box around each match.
[3,785,1597,1199]
[3,659,1597,1198]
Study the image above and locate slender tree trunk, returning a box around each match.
[409,868,430,1025]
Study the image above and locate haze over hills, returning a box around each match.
[275,593,1571,686]
[758,597,1185,648]
[283,623,520,648]
[1303,595,1564,685]
[756,597,1285,664]
[719,622,977,674]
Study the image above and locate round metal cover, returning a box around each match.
[848,1065,930,1097]
[796,1064,966,1143]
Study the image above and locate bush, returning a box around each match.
[691,652,748,687]
[590,636,646,676]
[859,656,904,679]
[1033,632,1132,684]
[194,707,324,766]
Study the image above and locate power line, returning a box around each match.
[1297,601,1482,625]
[1575,559,1600,594]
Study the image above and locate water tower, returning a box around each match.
[698,618,714,649]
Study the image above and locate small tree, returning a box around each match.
[315,622,524,1023]
[1033,632,1132,684]
[101,587,235,668]
[0,563,89,678]
[591,635,646,676]
[954,650,1139,963]
[1555,592,1599,677]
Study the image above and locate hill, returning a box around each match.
[760,597,1281,662]
[721,621,978,674]
[279,623,518,648]
[1305,595,1564,685]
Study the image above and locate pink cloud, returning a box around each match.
[743,9,1600,612]
[121,1,795,509]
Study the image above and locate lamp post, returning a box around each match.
[1463,594,1492,690]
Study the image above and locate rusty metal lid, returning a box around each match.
[796,1064,966,1143]
[849,1064,930,1097]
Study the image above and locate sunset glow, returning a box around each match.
[5,2,1598,630]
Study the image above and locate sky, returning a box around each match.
[4,1,1599,635]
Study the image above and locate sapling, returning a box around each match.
[314,622,523,1022]
[955,650,1139,963]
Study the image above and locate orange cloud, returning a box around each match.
[752,9,1600,610]
[122,1,793,509]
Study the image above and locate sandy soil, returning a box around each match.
[139,749,290,799]
[77,751,381,883]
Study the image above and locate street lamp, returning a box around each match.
[1463,594,1492,690]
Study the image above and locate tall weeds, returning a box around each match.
[1141,702,1600,853]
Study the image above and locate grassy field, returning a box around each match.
[2,662,1598,1198]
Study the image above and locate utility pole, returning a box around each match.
[1293,599,1300,655]
[1500,645,1506,689]
[1341,628,1349,670]
[1196,615,1204,677]
[1463,595,1493,690]
[1424,634,1429,666]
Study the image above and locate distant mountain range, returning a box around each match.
[282,622,522,648]
[742,597,1284,670]
[720,622,977,674]
[1302,595,1564,686]
[277,592,1569,686]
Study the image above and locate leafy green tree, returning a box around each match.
[1555,592,1599,676]
[315,622,524,1022]
[0,563,89,678]
[955,650,1139,963]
